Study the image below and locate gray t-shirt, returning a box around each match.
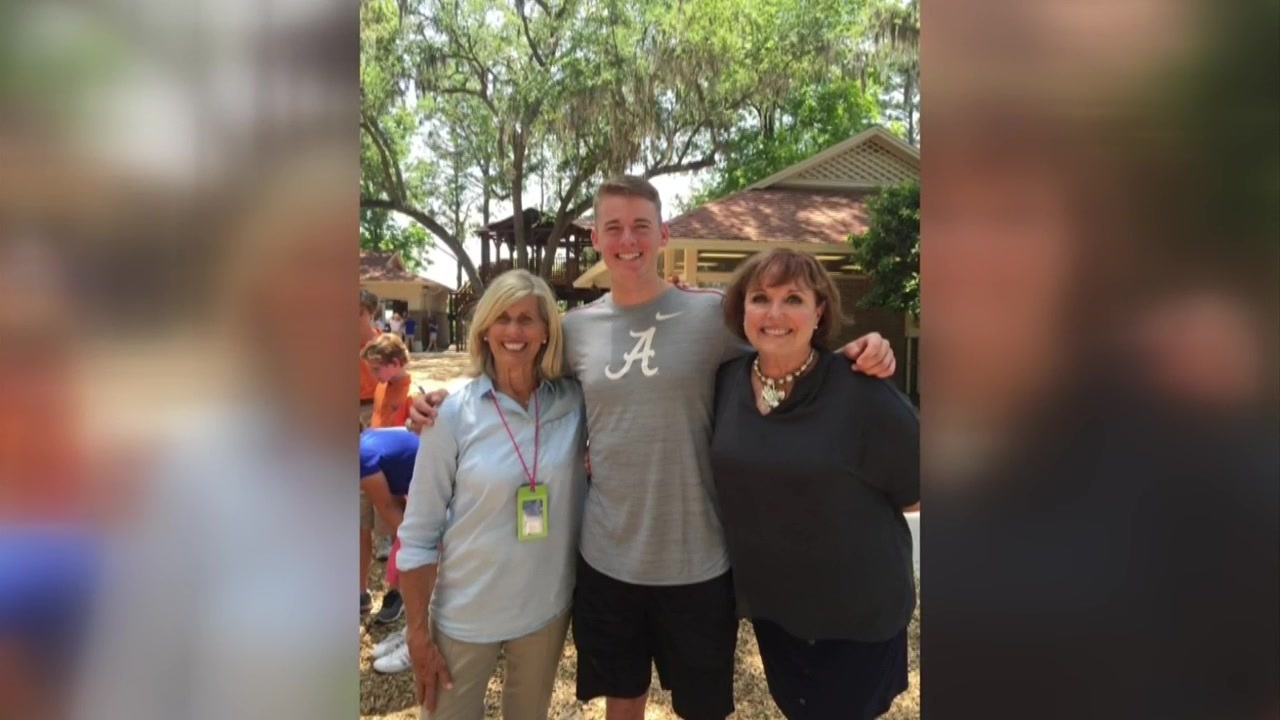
[563,285,745,585]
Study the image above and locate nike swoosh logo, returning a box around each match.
[654,311,683,321]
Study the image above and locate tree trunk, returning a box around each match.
[904,68,917,146]
[512,129,529,269]
[480,172,492,282]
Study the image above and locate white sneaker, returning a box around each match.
[371,628,406,660]
[372,641,412,674]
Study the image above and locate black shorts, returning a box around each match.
[752,618,909,720]
[572,555,737,720]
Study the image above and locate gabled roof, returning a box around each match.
[665,188,874,245]
[359,250,454,293]
[746,125,918,191]
[478,209,593,247]
[360,250,417,282]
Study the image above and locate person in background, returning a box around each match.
[404,314,418,351]
[359,290,384,613]
[0,243,104,720]
[359,288,380,427]
[361,332,414,612]
[398,270,588,719]
[711,249,919,719]
[389,312,405,342]
[427,317,440,352]
[360,427,420,669]
[362,333,413,431]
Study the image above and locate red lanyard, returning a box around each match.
[491,391,539,491]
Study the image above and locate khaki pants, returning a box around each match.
[423,609,570,720]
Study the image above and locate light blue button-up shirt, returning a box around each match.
[396,373,588,643]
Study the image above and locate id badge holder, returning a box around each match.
[516,484,549,542]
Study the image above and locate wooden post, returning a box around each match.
[683,248,698,286]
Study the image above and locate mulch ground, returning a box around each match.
[360,561,920,719]
[364,354,921,719]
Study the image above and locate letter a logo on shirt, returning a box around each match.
[605,326,659,379]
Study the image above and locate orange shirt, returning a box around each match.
[359,339,378,402]
[370,374,412,428]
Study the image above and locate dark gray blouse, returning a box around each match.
[710,350,919,642]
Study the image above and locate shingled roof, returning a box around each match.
[360,250,424,283]
[665,188,875,245]
[664,126,917,245]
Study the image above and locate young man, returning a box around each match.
[360,428,419,655]
[361,333,413,430]
[411,176,896,719]
[359,288,381,427]
[359,288,382,612]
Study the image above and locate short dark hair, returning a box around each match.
[594,175,663,223]
[359,287,379,315]
[722,249,846,351]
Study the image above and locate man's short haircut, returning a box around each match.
[361,332,410,366]
[360,287,379,315]
[721,248,846,351]
[594,175,663,223]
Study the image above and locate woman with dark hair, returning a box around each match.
[711,248,920,719]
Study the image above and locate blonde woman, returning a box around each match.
[396,270,587,720]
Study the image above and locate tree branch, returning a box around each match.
[669,121,705,169]
[645,153,717,179]
[360,114,407,203]
[516,0,547,68]
[361,196,484,290]
[537,169,596,280]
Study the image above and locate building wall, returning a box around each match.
[832,275,909,393]
[360,281,449,313]
[361,282,451,351]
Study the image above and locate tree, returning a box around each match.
[685,0,923,209]
[688,77,881,208]
[361,0,869,286]
[854,0,919,146]
[360,0,487,288]
[848,180,919,316]
[360,206,434,271]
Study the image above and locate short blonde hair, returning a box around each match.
[361,332,409,365]
[468,269,564,382]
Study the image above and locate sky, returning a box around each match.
[417,168,710,289]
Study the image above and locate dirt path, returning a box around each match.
[405,351,475,395]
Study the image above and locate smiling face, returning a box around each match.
[484,294,548,375]
[592,194,669,287]
[743,281,825,362]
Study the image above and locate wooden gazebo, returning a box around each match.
[448,209,603,350]
[476,209,600,298]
